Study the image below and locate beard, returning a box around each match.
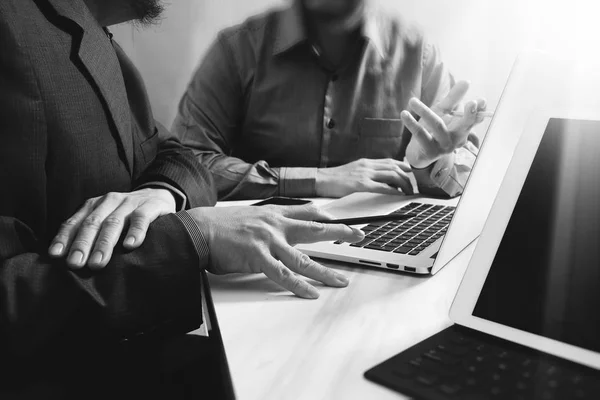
[129,0,165,26]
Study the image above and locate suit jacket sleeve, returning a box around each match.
[135,119,217,209]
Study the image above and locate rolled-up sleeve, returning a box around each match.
[413,40,480,198]
[412,139,478,198]
[173,36,287,200]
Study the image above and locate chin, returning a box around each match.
[303,0,361,18]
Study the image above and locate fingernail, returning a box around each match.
[336,274,350,286]
[351,227,365,237]
[49,243,64,256]
[307,286,320,299]
[124,236,135,247]
[68,250,84,266]
[89,251,103,265]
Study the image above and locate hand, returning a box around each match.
[402,80,487,169]
[49,188,176,269]
[187,204,365,299]
[315,158,414,198]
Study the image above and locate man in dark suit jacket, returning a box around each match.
[0,0,363,394]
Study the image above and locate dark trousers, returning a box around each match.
[1,334,234,400]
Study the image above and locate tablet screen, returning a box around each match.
[473,118,600,353]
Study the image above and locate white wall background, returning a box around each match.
[112,0,600,135]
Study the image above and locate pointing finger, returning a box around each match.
[277,203,331,222]
[286,220,364,245]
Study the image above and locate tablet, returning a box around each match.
[451,110,600,370]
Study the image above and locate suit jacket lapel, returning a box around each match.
[46,0,134,174]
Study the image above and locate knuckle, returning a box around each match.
[312,221,329,236]
[95,237,113,248]
[71,239,90,249]
[121,196,136,207]
[278,266,294,282]
[104,192,122,202]
[103,216,122,228]
[130,210,150,225]
[262,205,280,215]
[301,204,321,219]
[53,232,68,242]
[304,203,320,214]
[289,278,304,293]
[84,198,96,208]
[358,177,371,187]
[82,215,103,229]
[61,217,79,229]
[294,252,313,270]
[128,224,145,233]
[261,212,280,227]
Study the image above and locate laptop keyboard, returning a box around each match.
[365,325,600,400]
[334,202,455,255]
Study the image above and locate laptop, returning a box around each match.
[364,56,600,398]
[296,50,549,275]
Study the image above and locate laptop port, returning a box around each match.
[386,263,400,269]
[404,266,416,273]
[359,260,380,266]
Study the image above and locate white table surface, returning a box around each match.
[206,199,476,400]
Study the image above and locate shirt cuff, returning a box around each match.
[136,182,188,211]
[413,147,476,198]
[278,167,317,197]
[174,211,211,269]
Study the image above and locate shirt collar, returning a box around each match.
[272,0,307,55]
[273,0,386,59]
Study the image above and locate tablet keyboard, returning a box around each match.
[365,325,600,400]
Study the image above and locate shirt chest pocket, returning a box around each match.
[358,118,405,159]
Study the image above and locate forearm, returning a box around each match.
[197,151,315,200]
[0,214,203,359]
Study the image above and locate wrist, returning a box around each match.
[315,168,329,197]
[140,187,178,210]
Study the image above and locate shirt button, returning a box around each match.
[327,119,336,129]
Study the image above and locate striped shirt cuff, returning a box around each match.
[174,211,211,269]
[279,167,317,197]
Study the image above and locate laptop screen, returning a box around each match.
[473,118,600,354]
